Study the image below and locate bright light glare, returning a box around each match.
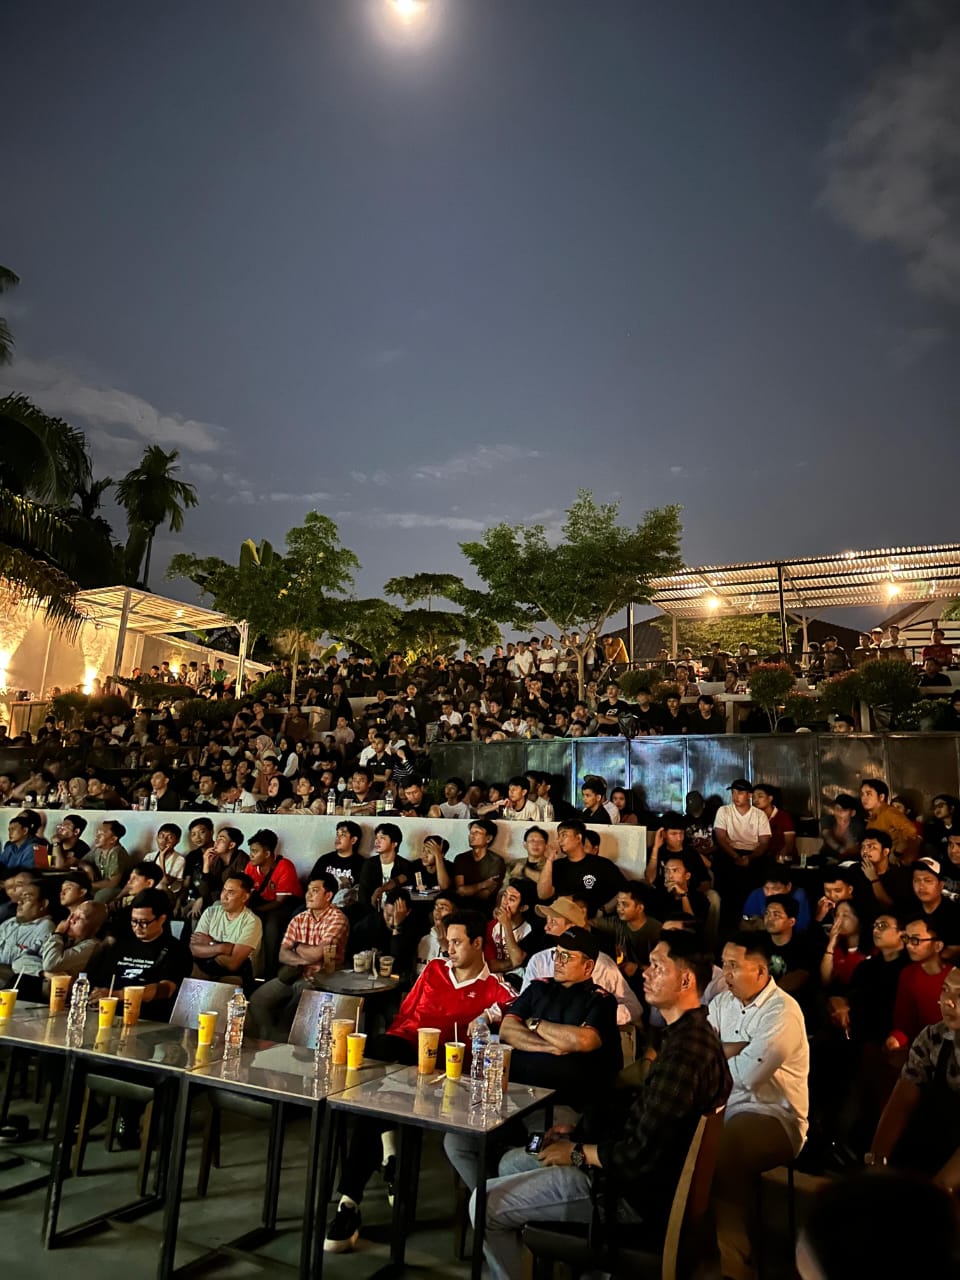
[371,0,443,50]
[391,0,423,23]
[705,595,721,612]
[0,650,9,690]
[83,665,99,694]
[885,582,901,599]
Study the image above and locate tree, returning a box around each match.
[382,573,500,660]
[460,489,684,693]
[168,512,360,697]
[0,266,20,366]
[116,445,198,588]
[651,612,785,659]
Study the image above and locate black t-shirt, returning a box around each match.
[595,700,634,735]
[913,898,960,946]
[848,951,909,1044]
[550,854,625,916]
[506,977,622,1106]
[768,932,819,994]
[580,804,612,825]
[87,933,192,1020]
[310,850,367,895]
[650,886,710,927]
[685,711,726,735]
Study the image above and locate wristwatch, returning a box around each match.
[526,1017,541,1031]
[570,1144,586,1169]
[864,1153,888,1167]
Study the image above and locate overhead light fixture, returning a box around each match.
[885,582,901,600]
[705,595,721,612]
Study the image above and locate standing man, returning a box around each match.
[709,931,809,1280]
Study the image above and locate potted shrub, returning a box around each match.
[816,670,861,719]
[618,668,663,700]
[746,662,797,732]
[855,661,924,730]
[51,690,90,727]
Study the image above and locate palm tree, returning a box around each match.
[116,445,198,588]
[0,266,20,366]
[0,393,92,631]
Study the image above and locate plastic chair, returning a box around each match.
[195,988,363,1200]
[522,1106,725,1280]
[72,978,237,1190]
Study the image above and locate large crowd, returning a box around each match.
[0,754,958,1276]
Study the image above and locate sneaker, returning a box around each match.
[382,1155,397,1206]
[324,1201,361,1253]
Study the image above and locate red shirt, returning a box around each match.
[767,808,796,859]
[891,962,953,1045]
[243,855,302,903]
[388,959,515,1047]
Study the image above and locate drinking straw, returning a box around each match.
[454,1023,458,1044]
[355,1006,361,1033]
[108,974,115,999]
[12,972,21,990]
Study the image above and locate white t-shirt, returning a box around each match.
[501,799,540,822]
[714,803,772,851]
[537,646,558,674]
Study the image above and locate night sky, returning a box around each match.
[4,0,959,614]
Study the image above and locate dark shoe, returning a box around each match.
[324,1201,361,1253]
[382,1155,397,1206]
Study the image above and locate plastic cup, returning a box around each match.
[445,1040,465,1081]
[0,989,17,1019]
[331,1019,354,1066]
[98,996,118,1029]
[323,943,337,974]
[94,1027,112,1051]
[346,1031,366,1069]
[353,952,366,974]
[48,974,72,1015]
[500,1044,513,1091]
[197,1010,219,1047]
[379,955,395,979]
[417,1026,441,1075]
[122,985,145,1027]
[194,1043,211,1068]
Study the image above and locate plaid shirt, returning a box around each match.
[595,1007,731,1222]
[282,905,350,968]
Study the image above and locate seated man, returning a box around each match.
[763,894,819,1003]
[1,811,42,872]
[324,911,514,1253]
[357,822,415,910]
[87,888,192,1021]
[189,872,263,989]
[910,857,960,958]
[741,865,812,932]
[107,862,167,944]
[247,873,349,1040]
[309,820,366,915]
[0,868,44,925]
[451,817,506,913]
[501,927,622,1110]
[49,814,90,870]
[593,882,662,1000]
[42,900,108,981]
[522,898,642,1028]
[536,818,625,919]
[484,880,537,986]
[649,855,710,929]
[867,966,960,1183]
[243,828,303,980]
[887,918,953,1051]
[0,879,54,986]
[82,820,135,904]
[709,931,809,1280]
[475,932,731,1280]
[58,870,93,914]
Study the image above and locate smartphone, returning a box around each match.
[525,1132,545,1154]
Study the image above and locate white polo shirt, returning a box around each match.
[714,803,771,851]
[708,978,809,1153]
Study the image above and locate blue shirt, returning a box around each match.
[1,837,37,870]
[741,884,811,932]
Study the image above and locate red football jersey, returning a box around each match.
[389,959,515,1047]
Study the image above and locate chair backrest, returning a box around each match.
[660,1105,726,1280]
[169,977,237,1030]
[288,988,364,1049]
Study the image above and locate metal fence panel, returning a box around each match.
[629,737,685,816]
[816,735,887,811]
[749,736,818,820]
[883,735,960,819]
[683,737,751,811]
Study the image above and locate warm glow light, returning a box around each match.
[0,649,10,691]
[83,665,98,694]
[885,581,901,600]
[705,595,721,612]
[391,0,422,22]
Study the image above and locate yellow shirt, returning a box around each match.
[867,805,922,859]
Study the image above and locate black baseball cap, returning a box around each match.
[555,927,600,962]
[728,779,753,792]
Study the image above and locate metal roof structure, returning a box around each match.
[75,586,236,636]
[647,543,960,619]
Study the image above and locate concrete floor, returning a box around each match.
[0,1087,811,1279]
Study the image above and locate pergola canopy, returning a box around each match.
[647,543,960,618]
[75,586,237,636]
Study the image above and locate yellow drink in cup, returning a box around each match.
[445,1040,465,1080]
[98,996,118,1029]
[197,1010,219,1047]
[417,1026,441,1074]
[49,974,72,1015]
[331,1019,354,1066]
[346,1032,366,1069]
[194,1043,211,1068]
[122,985,145,1026]
[0,989,17,1019]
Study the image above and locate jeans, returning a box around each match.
[470,1165,594,1280]
[246,976,304,1041]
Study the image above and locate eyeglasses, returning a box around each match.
[131,917,156,928]
[554,949,581,965]
[901,933,937,946]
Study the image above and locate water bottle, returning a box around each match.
[314,1000,333,1070]
[483,1043,505,1110]
[149,794,158,811]
[470,1019,490,1107]
[382,782,395,811]
[68,972,90,1034]
[326,789,336,815]
[225,988,247,1051]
